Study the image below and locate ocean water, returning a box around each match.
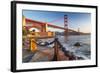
[57,35,91,59]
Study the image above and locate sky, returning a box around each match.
[23,10,91,33]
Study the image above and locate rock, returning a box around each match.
[73,42,81,47]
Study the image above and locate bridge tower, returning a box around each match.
[64,15,68,41]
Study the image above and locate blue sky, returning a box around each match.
[23,10,91,33]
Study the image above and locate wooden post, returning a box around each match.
[52,38,59,61]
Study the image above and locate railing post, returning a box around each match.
[52,38,59,61]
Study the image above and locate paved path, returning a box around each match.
[22,46,75,63]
